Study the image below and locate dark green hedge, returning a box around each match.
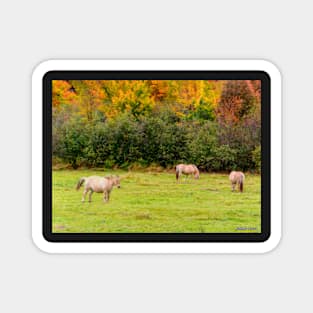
[53,110,260,171]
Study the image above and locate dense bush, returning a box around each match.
[53,109,260,171]
[252,145,261,172]
[53,117,89,169]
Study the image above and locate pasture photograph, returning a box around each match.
[52,79,261,233]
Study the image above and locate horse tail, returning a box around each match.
[76,177,85,190]
[175,165,180,180]
[239,173,244,192]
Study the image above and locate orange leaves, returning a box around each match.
[52,80,78,107]
[216,80,261,125]
[52,79,259,123]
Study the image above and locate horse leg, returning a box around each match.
[107,190,111,202]
[103,191,108,202]
[82,188,88,202]
[88,190,94,202]
[231,183,235,192]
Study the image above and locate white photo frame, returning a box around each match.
[32,59,281,253]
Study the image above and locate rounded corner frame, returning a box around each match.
[32,59,281,254]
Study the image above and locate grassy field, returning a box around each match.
[52,169,261,233]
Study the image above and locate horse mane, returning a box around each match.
[191,164,199,173]
[104,175,120,186]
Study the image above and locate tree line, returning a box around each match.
[52,79,261,172]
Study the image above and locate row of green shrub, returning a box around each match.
[53,110,261,172]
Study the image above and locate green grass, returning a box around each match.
[52,169,261,233]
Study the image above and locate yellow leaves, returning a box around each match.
[52,79,227,121]
[108,80,154,118]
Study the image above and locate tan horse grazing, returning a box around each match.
[229,171,245,192]
[175,164,200,181]
[76,175,121,203]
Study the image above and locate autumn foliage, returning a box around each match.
[52,80,261,171]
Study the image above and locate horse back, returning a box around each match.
[229,171,245,182]
[85,176,109,192]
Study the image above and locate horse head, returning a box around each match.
[113,175,121,188]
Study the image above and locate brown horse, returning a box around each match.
[229,171,245,192]
[175,164,200,181]
[76,175,121,202]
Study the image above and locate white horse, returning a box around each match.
[76,175,121,202]
[229,171,245,192]
[175,164,200,181]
